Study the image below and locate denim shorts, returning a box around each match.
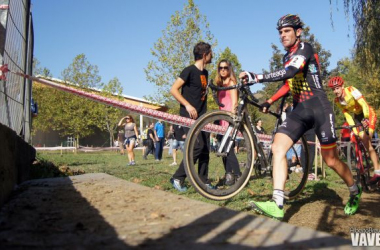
[124,135,137,146]
[172,139,184,150]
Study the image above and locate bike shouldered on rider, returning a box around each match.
[239,14,363,220]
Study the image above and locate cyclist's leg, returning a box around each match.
[321,148,354,186]
[250,133,293,220]
[251,106,308,219]
[360,131,380,170]
[272,133,294,191]
[314,101,362,214]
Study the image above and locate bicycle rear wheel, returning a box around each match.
[184,110,255,201]
[283,136,310,199]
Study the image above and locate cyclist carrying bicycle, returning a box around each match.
[328,76,380,184]
[239,14,361,220]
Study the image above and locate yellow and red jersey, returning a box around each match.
[335,86,377,134]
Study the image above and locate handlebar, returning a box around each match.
[335,124,363,131]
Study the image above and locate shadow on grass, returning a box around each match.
[30,157,85,179]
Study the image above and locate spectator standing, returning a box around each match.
[118,115,139,166]
[169,41,213,192]
[143,122,155,160]
[154,120,165,161]
[167,125,175,156]
[170,125,186,166]
[215,59,242,185]
[255,118,266,134]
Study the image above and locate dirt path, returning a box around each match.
[0,173,360,249]
[286,185,380,239]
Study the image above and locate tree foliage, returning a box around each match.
[331,0,380,73]
[62,54,101,89]
[95,77,127,147]
[33,58,52,77]
[329,57,380,124]
[33,54,103,144]
[144,0,217,110]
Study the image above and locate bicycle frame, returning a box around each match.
[336,124,371,189]
[210,82,305,179]
[213,83,282,172]
[184,81,310,200]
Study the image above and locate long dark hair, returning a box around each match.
[214,59,237,86]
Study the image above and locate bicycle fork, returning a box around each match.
[216,115,242,157]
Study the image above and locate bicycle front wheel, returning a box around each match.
[184,110,256,201]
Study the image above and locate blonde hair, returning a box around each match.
[214,59,237,86]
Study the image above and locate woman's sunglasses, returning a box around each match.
[218,66,229,71]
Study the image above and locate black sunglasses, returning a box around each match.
[218,66,229,71]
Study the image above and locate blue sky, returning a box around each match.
[31,0,354,99]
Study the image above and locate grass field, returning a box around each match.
[33,147,350,213]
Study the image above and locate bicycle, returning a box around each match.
[183,81,310,201]
[335,124,372,191]
[372,138,380,158]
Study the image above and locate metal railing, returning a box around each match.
[0,0,33,143]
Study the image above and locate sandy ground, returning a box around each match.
[0,173,362,249]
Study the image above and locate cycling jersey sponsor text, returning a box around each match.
[312,75,322,89]
[330,114,336,138]
[265,69,286,79]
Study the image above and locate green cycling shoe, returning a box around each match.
[250,200,284,220]
[344,185,362,215]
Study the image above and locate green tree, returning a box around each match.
[331,0,380,73]
[50,54,102,144]
[329,57,380,123]
[95,77,127,147]
[144,0,217,112]
[62,54,101,89]
[33,58,52,77]
[31,58,53,136]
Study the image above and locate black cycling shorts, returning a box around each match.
[278,97,337,150]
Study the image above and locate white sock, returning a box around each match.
[374,170,380,175]
[348,184,359,196]
[272,189,284,209]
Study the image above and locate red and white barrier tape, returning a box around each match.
[2,66,275,142]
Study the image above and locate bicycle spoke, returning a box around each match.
[184,111,255,200]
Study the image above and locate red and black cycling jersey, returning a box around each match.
[257,41,337,150]
[258,41,325,104]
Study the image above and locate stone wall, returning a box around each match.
[0,123,35,207]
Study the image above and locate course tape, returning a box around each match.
[18,72,275,142]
